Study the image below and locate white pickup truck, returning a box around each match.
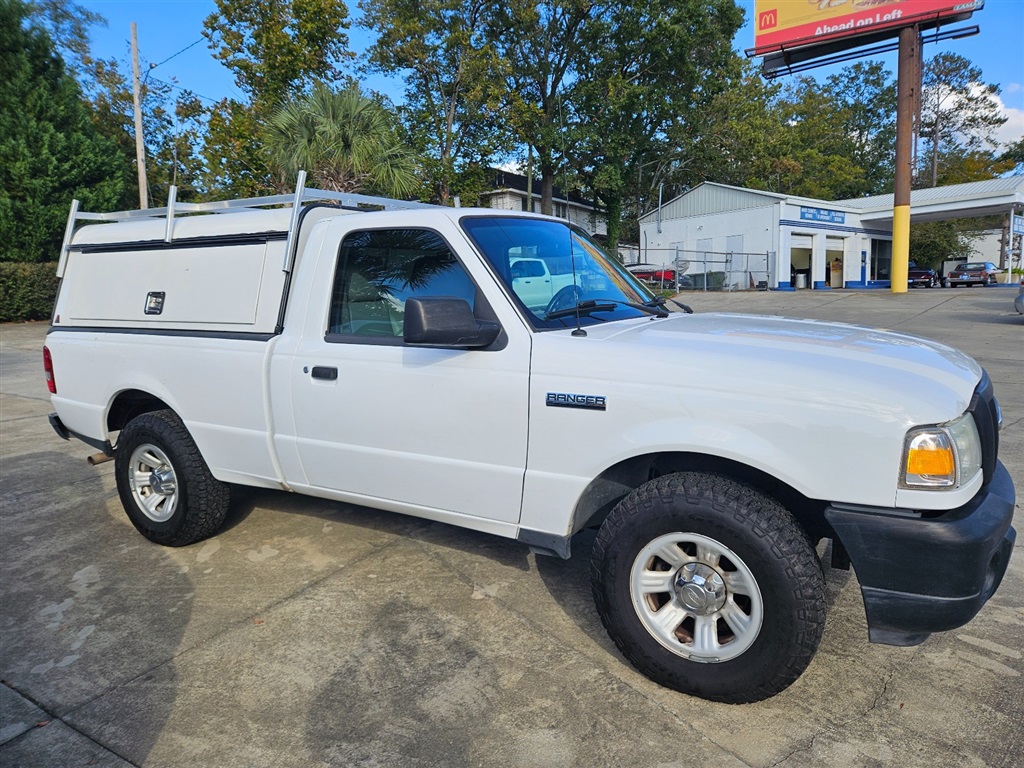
[509,256,576,310]
[45,179,1015,703]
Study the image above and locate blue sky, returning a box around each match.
[83,0,1023,144]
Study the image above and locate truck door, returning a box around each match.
[287,224,531,524]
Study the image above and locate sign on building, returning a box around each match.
[799,206,845,224]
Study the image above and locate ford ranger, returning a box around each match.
[44,177,1015,703]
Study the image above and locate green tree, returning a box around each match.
[203,0,352,115]
[26,1,210,205]
[76,54,208,205]
[360,0,509,205]
[1001,136,1024,174]
[0,0,128,262]
[920,53,1006,187]
[490,0,595,216]
[263,84,420,197]
[927,148,1016,186]
[572,0,744,252]
[201,0,355,196]
[202,98,272,196]
[909,219,981,268]
[776,76,868,199]
[25,0,104,77]
[688,63,781,188]
[821,61,896,194]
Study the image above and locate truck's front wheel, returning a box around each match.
[591,472,826,703]
[115,410,230,546]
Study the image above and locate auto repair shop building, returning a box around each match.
[638,176,1024,290]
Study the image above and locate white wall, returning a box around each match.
[485,191,522,212]
[970,230,1002,263]
[480,191,607,236]
[639,205,778,268]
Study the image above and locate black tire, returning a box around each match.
[115,409,230,546]
[591,472,826,703]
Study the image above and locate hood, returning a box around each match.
[545,312,982,425]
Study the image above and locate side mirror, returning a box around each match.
[403,298,501,348]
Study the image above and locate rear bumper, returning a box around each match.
[825,460,1016,646]
[49,412,112,454]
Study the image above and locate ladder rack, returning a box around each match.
[57,171,439,277]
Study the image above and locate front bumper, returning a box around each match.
[825,460,1015,646]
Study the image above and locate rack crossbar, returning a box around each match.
[56,174,440,277]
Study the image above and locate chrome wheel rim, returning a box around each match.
[630,532,763,662]
[127,443,178,523]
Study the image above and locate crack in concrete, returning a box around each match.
[0,391,51,404]
[0,413,52,425]
[414,538,758,767]
[1000,416,1024,431]
[0,679,140,766]
[762,665,898,768]
[887,293,964,328]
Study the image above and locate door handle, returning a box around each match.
[310,366,338,380]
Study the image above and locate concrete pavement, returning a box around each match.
[1,288,1021,767]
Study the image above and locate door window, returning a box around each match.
[327,229,477,340]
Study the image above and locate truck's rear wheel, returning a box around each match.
[591,472,826,703]
[115,410,229,546]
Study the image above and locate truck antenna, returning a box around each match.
[569,226,586,337]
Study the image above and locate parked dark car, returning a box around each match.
[907,263,940,288]
[948,261,1001,287]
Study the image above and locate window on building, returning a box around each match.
[871,239,892,281]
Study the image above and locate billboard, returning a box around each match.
[752,0,983,56]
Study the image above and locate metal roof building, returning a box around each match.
[638,177,1023,291]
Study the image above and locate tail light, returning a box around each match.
[43,345,56,394]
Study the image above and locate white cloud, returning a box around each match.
[961,85,1024,147]
[990,91,1024,146]
[1005,83,1022,94]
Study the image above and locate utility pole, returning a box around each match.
[891,24,919,294]
[130,22,149,209]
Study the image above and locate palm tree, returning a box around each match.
[263,85,420,198]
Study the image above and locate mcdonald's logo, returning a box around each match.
[759,9,778,30]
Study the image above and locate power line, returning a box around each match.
[150,37,205,71]
[148,75,223,106]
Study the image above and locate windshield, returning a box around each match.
[961,263,986,270]
[461,216,657,329]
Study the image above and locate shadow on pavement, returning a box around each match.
[0,450,189,765]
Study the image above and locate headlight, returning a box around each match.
[901,413,982,490]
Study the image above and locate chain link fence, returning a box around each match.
[620,247,774,292]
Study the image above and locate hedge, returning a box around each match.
[0,262,58,322]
